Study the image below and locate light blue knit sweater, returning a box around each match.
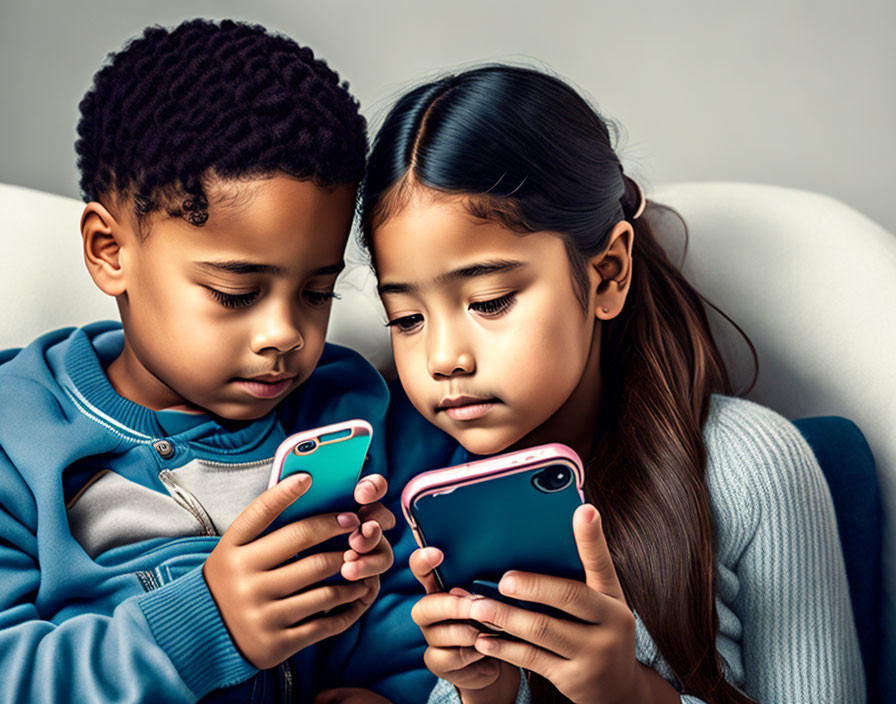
[428,395,866,703]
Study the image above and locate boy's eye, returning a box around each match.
[303,289,341,307]
[208,288,259,309]
[468,292,516,317]
[385,313,424,333]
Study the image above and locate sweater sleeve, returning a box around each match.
[704,397,866,703]
[0,446,256,703]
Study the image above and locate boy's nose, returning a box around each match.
[251,308,304,355]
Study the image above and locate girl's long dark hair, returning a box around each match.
[360,65,756,704]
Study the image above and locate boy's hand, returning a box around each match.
[342,474,395,582]
[408,548,520,704]
[204,474,379,670]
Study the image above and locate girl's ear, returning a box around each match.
[81,201,129,297]
[589,220,634,320]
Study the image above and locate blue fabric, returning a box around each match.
[793,417,884,704]
[0,322,390,703]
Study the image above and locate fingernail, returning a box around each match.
[583,503,599,522]
[358,478,377,495]
[337,512,360,529]
[449,587,472,598]
[288,472,311,489]
[344,550,359,562]
[361,521,378,538]
[499,572,517,595]
[475,635,499,652]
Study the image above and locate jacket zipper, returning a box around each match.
[279,660,293,700]
[158,469,218,536]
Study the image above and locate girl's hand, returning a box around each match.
[204,474,382,670]
[408,548,521,704]
[342,474,395,581]
[464,504,678,704]
[313,688,394,704]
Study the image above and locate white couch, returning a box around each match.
[2,180,894,681]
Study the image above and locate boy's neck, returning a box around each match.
[106,341,200,414]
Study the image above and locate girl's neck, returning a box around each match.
[510,322,604,462]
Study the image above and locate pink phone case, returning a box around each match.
[401,442,585,550]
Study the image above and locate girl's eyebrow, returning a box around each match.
[196,261,345,277]
[378,259,525,295]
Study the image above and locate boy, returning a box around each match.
[0,19,394,702]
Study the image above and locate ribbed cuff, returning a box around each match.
[138,564,257,698]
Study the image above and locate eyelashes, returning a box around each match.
[209,289,258,309]
[468,292,516,316]
[206,288,340,310]
[386,292,517,334]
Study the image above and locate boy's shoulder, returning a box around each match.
[0,322,118,399]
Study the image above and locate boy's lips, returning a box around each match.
[436,395,500,421]
[234,373,296,399]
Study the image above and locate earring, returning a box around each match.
[601,307,609,314]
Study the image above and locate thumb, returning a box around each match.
[408,547,445,594]
[573,503,626,603]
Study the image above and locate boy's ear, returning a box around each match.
[81,201,128,297]
[588,220,634,321]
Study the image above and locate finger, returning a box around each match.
[264,550,345,596]
[357,501,397,531]
[473,634,564,681]
[225,473,312,545]
[347,520,382,554]
[573,503,626,602]
[423,645,488,676]
[281,590,373,649]
[354,474,387,504]
[468,597,581,658]
[254,511,360,568]
[272,579,370,626]
[341,536,393,581]
[421,620,483,648]
[497,571,605,624]
[408,547,444,594]
[410,593,473,628]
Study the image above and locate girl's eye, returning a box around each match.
[208,288,258,309]
[469,292,516,317]
[303,289,341,307]
[385,313,424,333]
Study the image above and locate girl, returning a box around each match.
[356,65,865,703]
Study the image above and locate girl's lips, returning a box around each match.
[234,377,294,399]
[443,402,496,421]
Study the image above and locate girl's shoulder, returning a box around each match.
[701,394,831,529]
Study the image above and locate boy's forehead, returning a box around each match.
[137,175,355,267]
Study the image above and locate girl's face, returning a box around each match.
[373,191,609,456]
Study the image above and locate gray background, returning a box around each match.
[1,0,894,234]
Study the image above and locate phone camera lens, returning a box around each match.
[294,440,318,454]
[531,464,573,493]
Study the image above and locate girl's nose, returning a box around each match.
[427,324,475,378]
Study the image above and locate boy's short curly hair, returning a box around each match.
[76,18,367,224]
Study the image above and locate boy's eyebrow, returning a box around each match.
[196,261,345,277]
[378,259,524,295]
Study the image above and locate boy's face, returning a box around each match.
[93,175,355,421]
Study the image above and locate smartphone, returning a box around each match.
[267,419,372,532]
[401,443,586,613]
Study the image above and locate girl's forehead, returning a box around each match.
[373,201,568,291]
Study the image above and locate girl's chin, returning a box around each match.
[446,425,524,458]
